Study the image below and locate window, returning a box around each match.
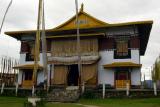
[117,40,128,56]
[114,36,131,59]
[25,41,34,61]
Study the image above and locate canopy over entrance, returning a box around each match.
[13,64,43,70]
[103,62,142,68]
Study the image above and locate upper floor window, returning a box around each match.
[25,41,34,61]
[114,36,131,59]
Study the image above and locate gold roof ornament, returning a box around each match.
[80,3,84,12]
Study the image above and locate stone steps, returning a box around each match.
[46,86,80,102]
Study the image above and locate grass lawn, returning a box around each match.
[0,96,26,107]
[79,98,160,107]
[0,97,160,107]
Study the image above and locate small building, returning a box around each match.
[5,6,153,89]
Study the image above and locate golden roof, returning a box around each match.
[5,4,153,35]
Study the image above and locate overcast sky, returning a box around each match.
[0,0,160,78]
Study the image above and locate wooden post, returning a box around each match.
[1,83,5,94]
[153,82,157,96]
[33,0,43,96]
[126,82,129,96]
[102,83,105,99]
[15,82,18,96]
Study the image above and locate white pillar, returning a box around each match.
[102,83,105,99]
[32,85,35,97]
[82,82,85,94]
[15,83,19,96]
[153,82,157,96]
[126,82,129,96]
[1,83,5,94]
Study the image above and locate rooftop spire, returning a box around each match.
[80,3,84,12]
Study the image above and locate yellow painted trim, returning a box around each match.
[13,64,43,69]
[103,62,142,68]
[46,33,105,38]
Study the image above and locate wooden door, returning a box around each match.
[115,70,130,89]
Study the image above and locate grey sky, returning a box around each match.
[0,0,160,77]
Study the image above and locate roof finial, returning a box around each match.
[80,3,84,12]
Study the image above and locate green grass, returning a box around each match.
[0,96,26,107]
[79,98,160,107]
[46,102,83,107]
[0,97,160,107]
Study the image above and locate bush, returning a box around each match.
[82,90,97,99]
[24,102,33,107]
[36,100,46,107]
[23,100,46,107]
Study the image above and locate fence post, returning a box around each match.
[153,82,157,96]
[1,83,5,94]
[126,82,129,96]
[102,83,105,99]
[15,83,18,96]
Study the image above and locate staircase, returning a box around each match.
[46,86,80,102]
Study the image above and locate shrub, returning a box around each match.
[82,90,97,99]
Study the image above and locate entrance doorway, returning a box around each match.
[115,68,130,89]
[22,69,34,88]
[67,65,79,86]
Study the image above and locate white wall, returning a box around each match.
[18,53,52,85]
[98,50,140,86]
[131,68,141,85]
[19,53,43,65]
[98,68,114,86]
[19,53,51,65]
[99,50,140,64]
[37,70,45,84]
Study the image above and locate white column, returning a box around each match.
[153,82,157,96]
[32,85,35,97]
[1,83,5,94]
[102,83,105,99]
[15,83,19,96]
[82,82,85,94]
[126,82,129,96]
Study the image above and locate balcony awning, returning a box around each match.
[13,64,43,70]
[48,55,100,65]
[103,62,142,68]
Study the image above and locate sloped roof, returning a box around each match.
[5,5,153,36]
